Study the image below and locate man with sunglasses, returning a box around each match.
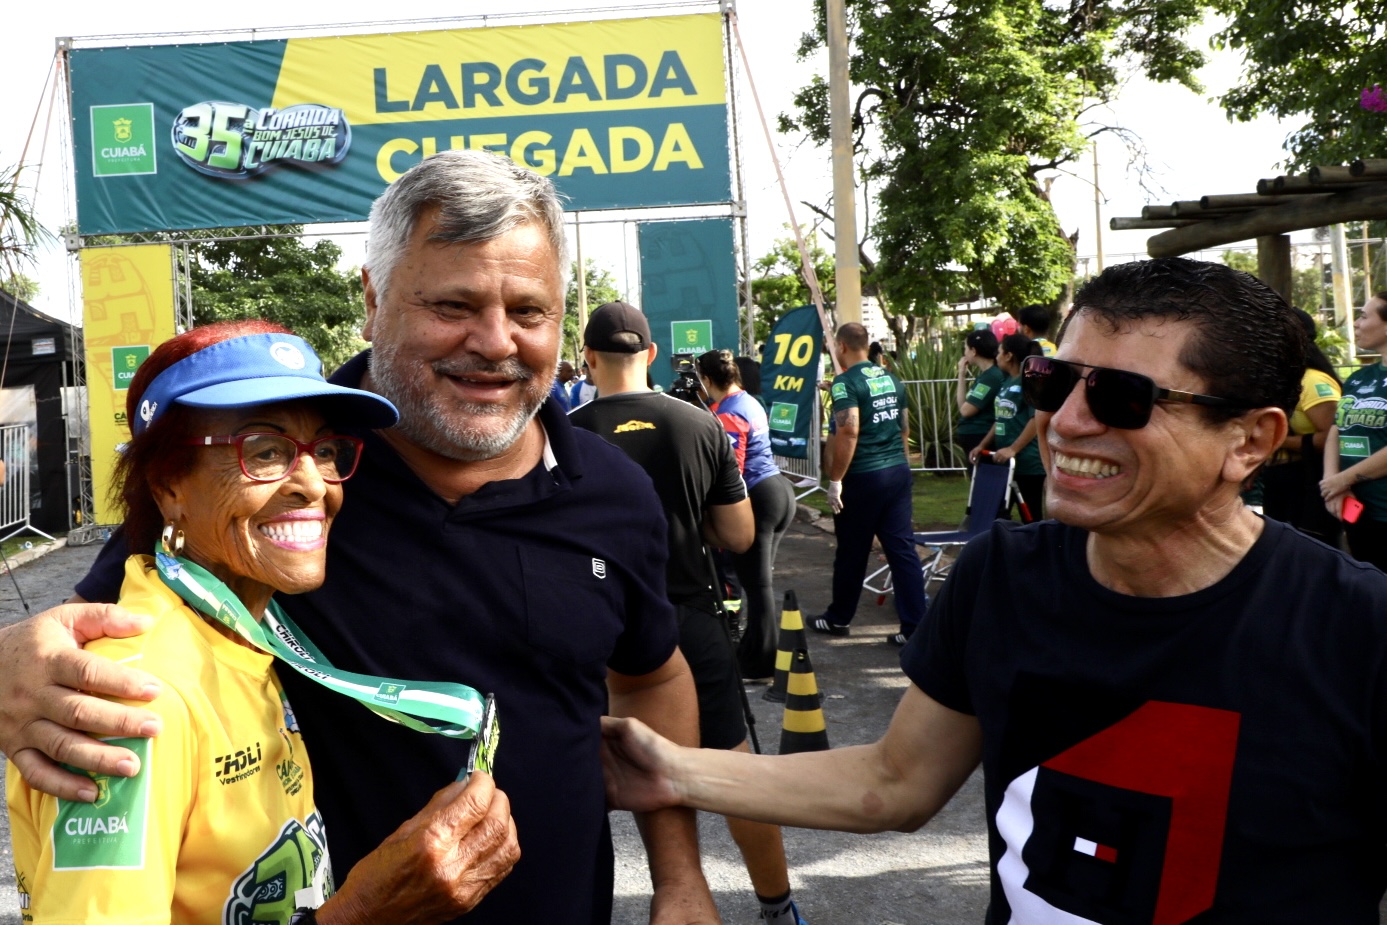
[603,257,1387,921]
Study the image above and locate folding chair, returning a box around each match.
[863,454,1019,602]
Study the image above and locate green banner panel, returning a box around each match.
[761,306,823,458]
[70,15,732,234]
[637,218,739,389]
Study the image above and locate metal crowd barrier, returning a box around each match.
[772,376,974,498]
[0,422,56,545]
[901,378,968,473]
[773,387,824,500]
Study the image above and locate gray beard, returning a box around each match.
[369,341,551,462]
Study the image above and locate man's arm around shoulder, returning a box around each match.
[0,601,163,800]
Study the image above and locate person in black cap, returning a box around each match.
[571,302,811,925]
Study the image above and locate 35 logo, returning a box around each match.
[172,101,351,179]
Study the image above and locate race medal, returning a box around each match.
[459,694,501,781]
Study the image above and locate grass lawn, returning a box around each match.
[0,533,61,564]
[798,471,971,531]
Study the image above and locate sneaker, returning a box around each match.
[809,616,850,637]
[759,900,809,924]
[886,632,909,647]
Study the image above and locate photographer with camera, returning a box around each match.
[570,302,809,925]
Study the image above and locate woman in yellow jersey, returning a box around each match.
[1263,308,1342,545]
[7,321,517,924]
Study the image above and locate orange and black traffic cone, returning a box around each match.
[763,590,807,703]
[779,647,829,754]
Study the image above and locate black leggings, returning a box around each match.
[732,474,796,678]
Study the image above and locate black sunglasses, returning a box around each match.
[1021,356,1246,429]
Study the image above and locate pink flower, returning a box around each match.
[1361,85,1387,113]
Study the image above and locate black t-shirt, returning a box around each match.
[569,391,746,606]
[903,517,1387,922]
[76,351,680,925]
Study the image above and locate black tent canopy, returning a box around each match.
[0,290,79,535]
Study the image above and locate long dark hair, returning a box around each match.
[1292,308,1340,385]
[999,333,1040,372]
[696,349,741,390]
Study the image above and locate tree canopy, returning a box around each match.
[784,0,1207,334]
[747,231,835,345]
[0,164,51,295]
[1214,0,1387,170]
[188,230,366,372]
[564,260,621,361]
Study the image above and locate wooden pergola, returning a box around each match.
[1110,158,1387,301]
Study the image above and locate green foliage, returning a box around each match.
[747,231,835,345]
[1219,248,1324,313]
[0,164,52,288]
[1218,240,1387,339]
[188,230,366,373]
[785,0,1207,325]
[1,274,39,304]
[1318,322,1349,369]
[890,333,966,468]
[1214,1,1387,169]
[564,260,621,361]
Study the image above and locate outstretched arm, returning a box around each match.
[608,650,719,924]
[604,683,981,834]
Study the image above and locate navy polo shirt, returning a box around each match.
[76,350,680,925]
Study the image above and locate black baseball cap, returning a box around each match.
[584,301,652,353]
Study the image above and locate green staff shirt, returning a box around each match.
[993,375,1044,476]
[830,361,908,474]
[956,364,1008,437]
[1336,363,1387,520]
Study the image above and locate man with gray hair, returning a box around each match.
[0,151,717,924]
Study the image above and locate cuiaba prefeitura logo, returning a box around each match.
[171,101,351,179]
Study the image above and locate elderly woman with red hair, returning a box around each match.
[7,320,518,925]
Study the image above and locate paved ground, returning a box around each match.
[0,520,990,925]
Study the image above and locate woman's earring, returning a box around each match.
[160,523,185,556]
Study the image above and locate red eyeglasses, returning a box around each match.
[184,433,363,483]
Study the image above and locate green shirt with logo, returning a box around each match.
[993,375,1044,476]
[1336,363,1387,518]
[831,361,908,474]
[956,364,1009,437]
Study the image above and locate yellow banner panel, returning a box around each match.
[81,245,177,525]
[272,13,727,126]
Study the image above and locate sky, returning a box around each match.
[0,0,1307,326]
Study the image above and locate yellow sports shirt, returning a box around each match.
[1289,367,1341,436]
[7,556,333,924]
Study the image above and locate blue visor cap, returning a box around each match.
[133,333,399,436]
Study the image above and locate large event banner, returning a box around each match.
[81,245,178,524]
[761,305,823,459]
[637,218,739,389]
[70,14,731,235]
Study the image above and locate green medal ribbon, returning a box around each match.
[155,549,487,739]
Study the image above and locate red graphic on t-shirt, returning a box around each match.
[1041,701,1240,924]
